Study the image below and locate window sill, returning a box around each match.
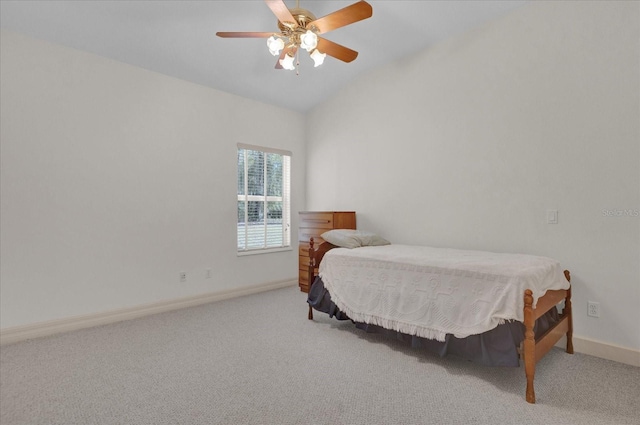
[237,246,292,257]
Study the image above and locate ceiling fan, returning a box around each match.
[216,0,373,72]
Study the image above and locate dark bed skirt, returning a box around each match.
[307,276,560,367]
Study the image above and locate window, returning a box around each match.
[237,144,291,253]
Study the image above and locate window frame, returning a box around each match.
[236,143,291,255]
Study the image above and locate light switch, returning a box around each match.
[547,210,558,224]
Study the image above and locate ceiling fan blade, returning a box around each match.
[264,0,297,27]
[316,37,358,63]
[216,32,275,38]
[309,1,373,34]
[275,46,297,69]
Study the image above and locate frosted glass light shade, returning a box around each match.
[310,49,326,67]
[279,53,296,70]
[300,30,318,52]
[267,36,285,56]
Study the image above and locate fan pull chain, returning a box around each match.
[296,49,300,76]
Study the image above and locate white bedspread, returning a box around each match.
[319,245,569,341]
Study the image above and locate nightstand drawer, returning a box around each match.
[299,255,310,271]
[299,212,334,229]
[298,228,326,243]
[299,269,310,283]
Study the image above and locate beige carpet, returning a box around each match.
[1,286,639,424]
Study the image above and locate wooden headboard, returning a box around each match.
[306,237,339,320]
[307,237,338,287]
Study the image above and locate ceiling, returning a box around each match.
[0,0,528,112]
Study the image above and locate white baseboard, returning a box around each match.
[3,283,638,368]
[556,335,640,367]
[0,279,297,346]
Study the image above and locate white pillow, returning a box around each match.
[321,229,391,249]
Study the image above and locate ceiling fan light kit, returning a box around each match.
[216,0,373,73]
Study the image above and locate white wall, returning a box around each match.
[306,1,639,350]
[2,1,638,354]
[0,31,305,328]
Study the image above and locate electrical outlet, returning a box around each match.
[205,268,212,279]
[179,271,187,283]
[587,301,600,318]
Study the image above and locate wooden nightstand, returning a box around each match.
[298,211,356,292]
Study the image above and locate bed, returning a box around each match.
[305,231,573,404]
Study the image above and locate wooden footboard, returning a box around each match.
[307,237,574,403]
[522,269,573,403]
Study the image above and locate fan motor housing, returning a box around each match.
[277,8,317,32]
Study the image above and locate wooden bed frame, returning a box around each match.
[306,237,574,404]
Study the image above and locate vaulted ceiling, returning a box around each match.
[0,1,527,112]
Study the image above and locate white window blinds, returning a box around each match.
[237,144,291,252]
